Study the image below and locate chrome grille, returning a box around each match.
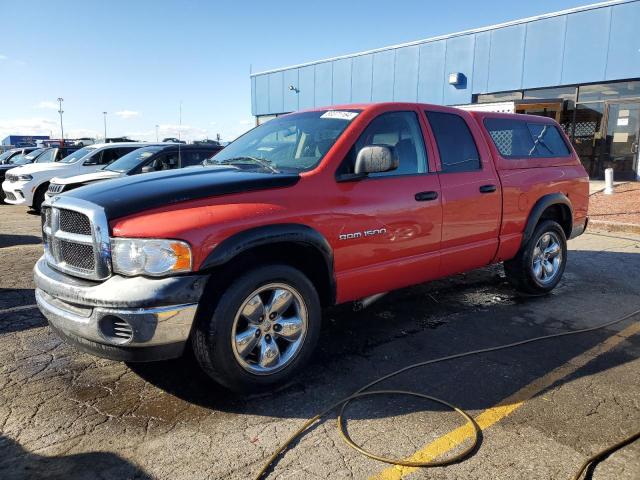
[41,197,112,280]
[59,209,91,235]
[47,183,65,195]
[59,241,95,270]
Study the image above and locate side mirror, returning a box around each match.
[141,165,154,173]
[354,145,398,175]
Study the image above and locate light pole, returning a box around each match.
[103,112,107,141]
[57,98,64,143]
[155,124,159,142]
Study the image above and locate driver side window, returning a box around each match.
[338,111,428,177]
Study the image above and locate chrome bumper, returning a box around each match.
[34,256,208,361]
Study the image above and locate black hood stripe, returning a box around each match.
[64,166,300,219]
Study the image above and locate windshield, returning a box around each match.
[0,150,17,163]
[205,110,359,173]
[11,148,46,165]
[105,146,164,172]
[34,149,56,163]
[58,146,97,163]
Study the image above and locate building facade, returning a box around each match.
[250,0,640,180]
[2,135,50,147]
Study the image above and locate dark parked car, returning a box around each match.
[162,137,186,144]
[46,143,223,198]
[0,147,38,165]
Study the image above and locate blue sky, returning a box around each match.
[0,0,594,142]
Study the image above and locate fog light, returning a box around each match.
[99,315,134,344]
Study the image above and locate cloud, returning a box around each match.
[114,110,140,119]
[0,54,7,61]
[125,124,210,143]
[67,128,100,139]
[35,101,59,110]
[0,118,59,139]
[0,118,101,141]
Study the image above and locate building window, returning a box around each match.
[577,80,640,103]
[256,114,279,125]
[475,91,523,103]
[523,86,577,102]
[572,103,605,177]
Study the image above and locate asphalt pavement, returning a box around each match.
[0,203,639,480]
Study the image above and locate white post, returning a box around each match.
[604,168,614,195]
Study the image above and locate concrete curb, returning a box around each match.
[588,220,640,235]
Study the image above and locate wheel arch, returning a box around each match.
[199,224,336,307]
[522,193,572,246]
[32,180,50,209]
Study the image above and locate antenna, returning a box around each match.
[178,101,182,162]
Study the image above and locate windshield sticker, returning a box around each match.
[320,110,359,121]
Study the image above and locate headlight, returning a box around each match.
[111,238,192,276]
[14,174,32,181]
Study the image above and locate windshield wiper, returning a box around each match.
[211,156,279,173]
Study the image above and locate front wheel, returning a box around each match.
[192,264,321,392]
[504,220,567,295]
[31,185,47,213]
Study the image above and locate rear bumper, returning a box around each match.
[34,257,209,362]
[569,216,589,239]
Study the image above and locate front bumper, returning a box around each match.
[34,256,209,361]
[1,179,28,205]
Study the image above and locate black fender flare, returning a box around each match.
[200,223,335,302]
[521,193,573,246]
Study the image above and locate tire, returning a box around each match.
[192,264,321,392]
[504,219,567,295]
[32,185,47,213]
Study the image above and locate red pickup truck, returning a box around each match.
[35,103,589,391]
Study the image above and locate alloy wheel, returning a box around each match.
[531,231,563,285]
[231,283,308,375]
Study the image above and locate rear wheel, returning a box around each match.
[504,220,567,295]
[192,264,321,392]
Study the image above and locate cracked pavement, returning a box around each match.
[0,203,639,479]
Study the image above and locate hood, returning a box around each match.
[63,166,300,219]
[7,162,70,175]
[0,163,23,171]
[52,169,121,185]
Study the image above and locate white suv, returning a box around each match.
[2,143,150,211]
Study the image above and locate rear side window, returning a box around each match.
[484,118,570,158]
[181,150,209,167]
[425,111,480,173]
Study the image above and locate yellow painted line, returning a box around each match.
[370,321,640,480]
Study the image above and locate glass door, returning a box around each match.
[604,101,640,180]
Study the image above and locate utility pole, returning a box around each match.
[103,112,108,141]
[57,98,64,143]
[155,124,159,142]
